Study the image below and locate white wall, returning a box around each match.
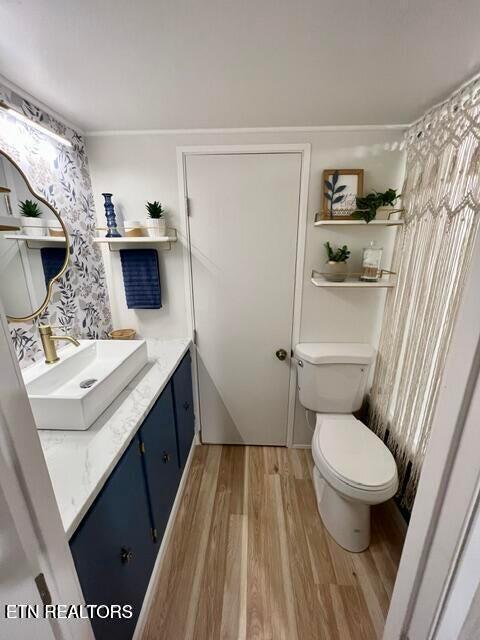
[87,129,405,445]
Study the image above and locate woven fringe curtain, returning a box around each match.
[369,77,480,513]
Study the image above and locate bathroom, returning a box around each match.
[1,2,480,639]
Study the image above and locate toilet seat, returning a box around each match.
[312,414,398,500]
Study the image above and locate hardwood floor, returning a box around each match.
[143,445,405,640]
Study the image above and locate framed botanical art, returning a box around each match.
[322,169,364,219]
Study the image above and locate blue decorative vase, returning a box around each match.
[102,193,121,238]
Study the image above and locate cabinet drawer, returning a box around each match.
[172,351,195,467]
[139,382,181,543]
[70,435,155,640]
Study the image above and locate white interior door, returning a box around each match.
[185,152,302,445]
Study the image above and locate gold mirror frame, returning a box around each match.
[0,148,70,323]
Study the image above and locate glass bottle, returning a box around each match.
[361,241,383,282]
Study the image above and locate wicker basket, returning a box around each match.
[108,329,136,340]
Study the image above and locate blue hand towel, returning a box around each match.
[40,247,66,287]
[119,249,162,309]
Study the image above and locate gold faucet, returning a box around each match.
[39,324,81,364]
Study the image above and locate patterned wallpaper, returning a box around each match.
[0,82,112,366]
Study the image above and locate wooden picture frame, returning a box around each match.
[322,169,364,220]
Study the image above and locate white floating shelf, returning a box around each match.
[93,231,178,251]
[93,235,176,244]
[314,209,404,227]
[311,275,396,289]
[314,219,404,227]
[4,233,67,248]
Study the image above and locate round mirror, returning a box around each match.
[0,149,69,322]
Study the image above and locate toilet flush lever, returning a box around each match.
[276,349,287,361]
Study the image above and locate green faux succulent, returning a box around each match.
[324,241,351,262]
[19,199,42,218]
[146,201,164,218]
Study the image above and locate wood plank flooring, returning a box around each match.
[143,445,405,640]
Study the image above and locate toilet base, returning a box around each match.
[313,466,370,552]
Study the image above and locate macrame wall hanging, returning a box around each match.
[369,76,480,513]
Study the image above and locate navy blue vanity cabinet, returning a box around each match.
[69,435,155,640]
[69,351,195,640]
[171,352,195,468]
[139,381,182,545]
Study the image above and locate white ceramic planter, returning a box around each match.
[123,220,146,237]
[147,218,167,237]
[324,260,348,282]
[21,218,46,237]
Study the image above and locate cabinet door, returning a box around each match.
[139,382,181,543]
[172,352,195,467]
[70,435,155,640]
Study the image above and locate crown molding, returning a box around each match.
[86,123,409,137]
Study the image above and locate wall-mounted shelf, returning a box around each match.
[314,210,404,227]
[93,229,178,251]
[311,270,396,289]
[314,219,404,227]
[3,233,67,249]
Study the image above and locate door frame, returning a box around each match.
[176,144,311,447]
[0,301,94,640]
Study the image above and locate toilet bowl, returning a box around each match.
[312,413,398,552]
[294,342,398,552]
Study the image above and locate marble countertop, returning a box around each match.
[38,338,191,539]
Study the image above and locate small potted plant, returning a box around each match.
[146,201,166,237]
[324,241,351,282]
[353,188,401,223]
[19,199,45,236]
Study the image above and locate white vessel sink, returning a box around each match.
[23,340,148,430]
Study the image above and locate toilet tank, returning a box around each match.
[294,343,375,413]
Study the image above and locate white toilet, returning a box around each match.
[295,343,398,552]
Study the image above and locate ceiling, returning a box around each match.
[0,0,479,132]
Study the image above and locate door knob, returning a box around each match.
[276,349,287,361]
